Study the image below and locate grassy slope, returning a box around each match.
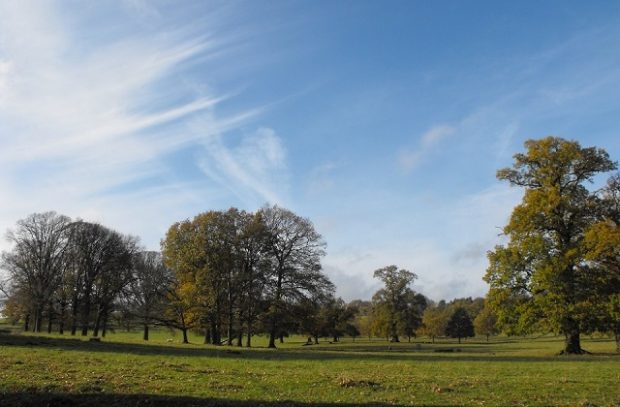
[0,326,619,406]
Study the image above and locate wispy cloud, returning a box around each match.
[306,162,339,196]
[197,125,289,205]
[398,125,455,173]
[0,2,281,252]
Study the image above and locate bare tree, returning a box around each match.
[260,205,333,348]
[1,212,72,332]
[127,251,172,341]
[66,221,137,336]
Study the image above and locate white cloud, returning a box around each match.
[197,125,289,206]
[306,162,339,196]
[323,184,521,302]
[0,2,278,255]
[398,124,455,173]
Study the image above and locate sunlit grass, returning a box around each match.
[1,324,618,406]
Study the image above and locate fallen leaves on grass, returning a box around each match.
[337,376,380,388]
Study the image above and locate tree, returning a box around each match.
[1,212,72,332]
[260,205,333,348]
[127,251,172,341]
[349,300,372,339]
[321,296,357,342]
[583,173,620,352]
[372,265,418,342]
[162,213,224,345]
[92,232,138,338]
[445,307,474,343]
[66,221,136,337]
[420,305,449,343]
[236,211,268,347]
[485,137,616,354]
[400,292,427,342]
[474,305,498,341]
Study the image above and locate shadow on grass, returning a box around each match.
[0,333,616,364]
[0,392,413,407]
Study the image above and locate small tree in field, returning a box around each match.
[372,265,419,342]
[420,306,450,343]
[445,307,474,344]
[474,305,498,341]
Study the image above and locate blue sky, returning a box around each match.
[1,1,620,301]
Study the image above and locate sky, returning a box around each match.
[1,0,620,302]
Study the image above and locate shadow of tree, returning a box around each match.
[0,392,415,407]
[0,333,616,363]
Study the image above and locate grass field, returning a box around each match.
[1,325,619,406]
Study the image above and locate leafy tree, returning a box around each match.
[445,307,474,343]
[349,300,372,339]
[321,296,357,342]
[400,292,427,342]
[584,173,620,352]
[474,304,499,341]
[162,212,223,345]
[420,306,450,343]
[161,276,200,344]
[485,137,616,354]
[372,265,419,342]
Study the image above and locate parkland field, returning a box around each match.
[0,326,618,406]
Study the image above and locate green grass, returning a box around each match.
[1,325,619,406]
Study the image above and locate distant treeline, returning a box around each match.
[0,207,494,347]
[3,137,619,354]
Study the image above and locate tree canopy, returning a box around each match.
[485,137,617,354]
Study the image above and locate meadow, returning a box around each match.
[0,325,619,407]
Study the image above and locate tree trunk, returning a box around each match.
[562,323,583,354]
[268,326,277,349]
[182,327,188,344]
[432,335,435,344]
[143,324,149,341]
[70,296,79,336]
[101,310,108,338]
[92,306,103,337]
[81,294,91,336]
[268,269,283,349]
[58,301,66,334]
[34,305,43,332]
[47,301,54,334]
[458,336,461,344]
[204,328,211,344]
[314,335,319,344]
[279,333,284,344]
[69,292,78,335]
[24,313,30,331]
[236,330,242,347]
[210,317,220,345]
[180,312,188,344]
[246,319,252,348]
[246,332,252,348]
[227,295,234,346]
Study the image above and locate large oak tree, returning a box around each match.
[485,137,616,354]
